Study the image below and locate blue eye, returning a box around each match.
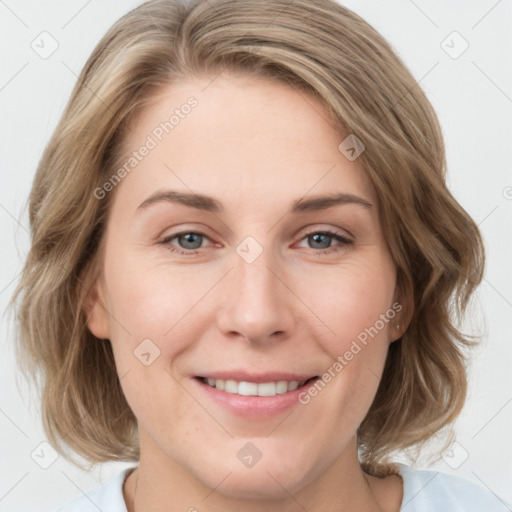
[159,230,352,256]
[300,230,353,254]
[160,232,207,255]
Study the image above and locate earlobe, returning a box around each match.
[390,278,414,343]
[83,277,110,340]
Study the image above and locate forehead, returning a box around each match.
[114,73,376,212]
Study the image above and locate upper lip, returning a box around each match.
[196,371,318,383]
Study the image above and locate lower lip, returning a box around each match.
[192,377,318,419]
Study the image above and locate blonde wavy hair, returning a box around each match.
[11,0,485,476]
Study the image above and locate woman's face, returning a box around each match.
[87,73,404,498]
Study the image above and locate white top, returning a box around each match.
[53,463,512,511]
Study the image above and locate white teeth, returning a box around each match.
[287,381,299,391]
[238,381,258,396]
[225,379,238,393]
[257,382,277,396]
[276,381,289,394]
[203,378,306,396]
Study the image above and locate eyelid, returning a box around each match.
[159,224,352,243]
[159,224,354,257]
[300,224,352,237]
[159,230,216,249]
[157,223,214,241]
[294,229,353,252]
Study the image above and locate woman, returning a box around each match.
[11,0,511,510]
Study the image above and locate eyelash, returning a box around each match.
[159,229,353,256]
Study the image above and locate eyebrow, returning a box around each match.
[136,189,373,213]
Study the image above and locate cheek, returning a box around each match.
[101,253,220,424]
[101,260,200,438]
[103,252,210,356]
[299,256,396,354]
[296,254,395,414]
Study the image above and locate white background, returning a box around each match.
[0,0,511,510]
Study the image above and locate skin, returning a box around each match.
[86,72,410,512]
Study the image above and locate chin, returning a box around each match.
[211,468,305,501]
[193,450,318,501]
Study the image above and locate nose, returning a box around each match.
[216,244,295,346]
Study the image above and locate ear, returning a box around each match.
[390,275,414,343]
[83,274,111,340]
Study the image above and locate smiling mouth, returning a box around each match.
[196,376,319,397]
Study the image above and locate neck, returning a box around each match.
[123,431,401,512]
